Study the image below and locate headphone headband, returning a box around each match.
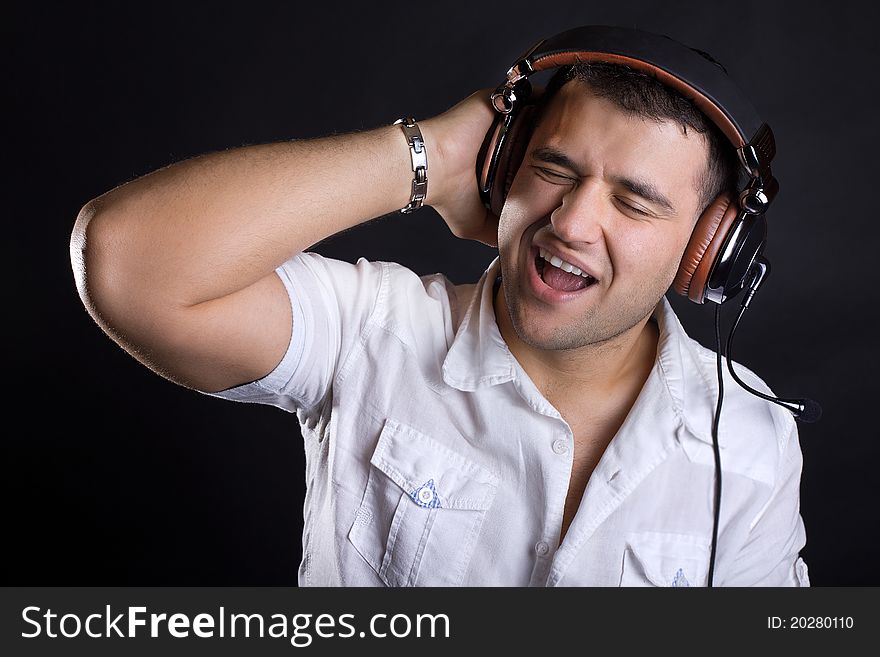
[492,25,777,185]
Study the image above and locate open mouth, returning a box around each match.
[533,247,598,293]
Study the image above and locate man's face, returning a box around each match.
[496,80,709,352]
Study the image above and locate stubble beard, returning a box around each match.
[499,256,670,353]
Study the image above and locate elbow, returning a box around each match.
[69,200,189,364]
[69,200,135,328]
[70,201,102,318]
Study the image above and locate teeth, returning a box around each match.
[538,248,594,279]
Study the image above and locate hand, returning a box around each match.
[419,88,501,247]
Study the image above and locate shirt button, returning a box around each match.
[552,439,568,455]
[535,541,550,556]
[417,486,434,504]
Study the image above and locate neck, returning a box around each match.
[493,276,660,411]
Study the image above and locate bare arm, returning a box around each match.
[70,89,497,393]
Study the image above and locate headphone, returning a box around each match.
[475,25,820,586]
[477,24,779,306]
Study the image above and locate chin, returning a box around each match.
[505,283,601,351]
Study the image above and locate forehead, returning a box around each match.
[529,81,710,209]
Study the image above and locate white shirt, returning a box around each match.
[202,252,810,587]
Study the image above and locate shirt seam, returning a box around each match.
[334,259,390,388]
[747,420,797,532]
[655,351,690,433]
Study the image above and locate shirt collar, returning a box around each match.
[441,256,719,446]
[441,257,515,391]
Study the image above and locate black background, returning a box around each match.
[5,0,878,585]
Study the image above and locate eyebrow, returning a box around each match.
[530,146,677,214]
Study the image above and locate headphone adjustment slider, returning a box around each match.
[739,124,776,180]
[492,40,542,115]
[739,176,779,215]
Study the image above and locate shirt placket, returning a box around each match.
[504,360,579,587]
[530,415,576,586]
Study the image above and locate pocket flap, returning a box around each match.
[369,418,500,511]
[621,531,711,587]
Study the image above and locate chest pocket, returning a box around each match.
[619,531,711,587]
[347,418,500,586]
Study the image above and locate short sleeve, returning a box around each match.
[722,421,810,586]
[198,251,387,415]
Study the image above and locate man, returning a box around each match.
[70,43,809,586]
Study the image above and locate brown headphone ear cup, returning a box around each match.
[489,103,538,217]
[673,193,741,303]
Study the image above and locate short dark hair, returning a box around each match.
[529,61,743,218]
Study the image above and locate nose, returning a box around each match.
[549,180,607,245]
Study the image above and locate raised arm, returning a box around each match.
[69,89,497,393]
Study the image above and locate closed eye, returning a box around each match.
[532,166,574,184]
[533,167,653,217]
[616,198,650,216]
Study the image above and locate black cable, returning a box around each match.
[726,305,782,404]
[704,255,820,585]
[708,302,724,587]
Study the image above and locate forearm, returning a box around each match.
[74,121,442,310]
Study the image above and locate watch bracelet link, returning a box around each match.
[393,117,428,213]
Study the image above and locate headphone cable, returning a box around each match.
[707,261,766,587]
[708,302,724,587]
